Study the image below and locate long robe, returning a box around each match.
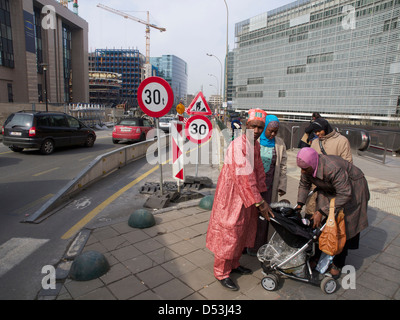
[206,134,267,260]
[297,154,369,239]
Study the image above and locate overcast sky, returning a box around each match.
[77,0,294,100]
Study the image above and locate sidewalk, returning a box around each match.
[42,149,400,301]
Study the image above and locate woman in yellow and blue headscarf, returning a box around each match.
[247,114,288,255]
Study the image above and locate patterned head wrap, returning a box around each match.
[247,109,266,123]
[297,147,319,177]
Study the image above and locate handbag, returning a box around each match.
[318,198,346,256]
[319,140,327,155]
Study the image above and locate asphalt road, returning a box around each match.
[0,130,130,299]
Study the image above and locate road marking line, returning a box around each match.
[78,155,93,162]
[0,151,12,155]
[0,237,49,278]
[61,165,160,240]
[33,167,60,177]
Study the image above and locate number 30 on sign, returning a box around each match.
[137,77,174,118]
[185,115,212,144]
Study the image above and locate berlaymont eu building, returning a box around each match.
[233,0,400,126]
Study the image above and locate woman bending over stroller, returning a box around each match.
[294,148,370,278]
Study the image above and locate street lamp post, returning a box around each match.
[41,63,48,112]
[223,0,229,106]
[206,53,223,116]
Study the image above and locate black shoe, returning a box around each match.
[219,277,239,291]
[231,266,253,275]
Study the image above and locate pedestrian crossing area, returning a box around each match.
[0,237,49,278]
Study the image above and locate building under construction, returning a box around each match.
[88,49,146,110]
[88,71,122,107]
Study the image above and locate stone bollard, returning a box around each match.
[69,250,109,281]
[128,208,155,229]
[199,195,214,210]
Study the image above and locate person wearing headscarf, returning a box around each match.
[247,115,288,254]
[310,117,352,163]
[295,147,369,278]
[206,109,274,291]
[305,117,353,218]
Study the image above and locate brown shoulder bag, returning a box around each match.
[318,198,347,256]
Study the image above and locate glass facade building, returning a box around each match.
[150,55,188,106]
[233,0,400,122]
[89,49,145,107]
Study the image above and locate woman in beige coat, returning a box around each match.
[305,118,353,217]
[248,115,287,254]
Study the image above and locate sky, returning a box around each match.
[76,0,295,100]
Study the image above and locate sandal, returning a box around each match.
[329,264,341,280]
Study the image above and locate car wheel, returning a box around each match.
[112,139,119,144]
[139,133,146,141]
[10,146,24,152]
[40,139,55,155]
[84,134,95,147]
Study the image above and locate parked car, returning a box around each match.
[2,111,96,155]
[158,116,174,132]
[112,117,154,144]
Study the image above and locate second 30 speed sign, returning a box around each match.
[137,77,174,117]
[185,115,213,144]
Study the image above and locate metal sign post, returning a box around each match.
[137,77,174,196]
[155,117,163,195]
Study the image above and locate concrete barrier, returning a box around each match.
[23,136,169,223]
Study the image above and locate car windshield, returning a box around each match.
[118,119,138,126]
[5,114,33,127]
[159,118,173,123]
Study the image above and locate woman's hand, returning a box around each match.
[258,201,274,221]
[311,211,323,228]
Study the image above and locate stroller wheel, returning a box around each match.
[320,276,337,294]
[261,274,279,291]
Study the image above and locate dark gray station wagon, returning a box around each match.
[2,111,96,155]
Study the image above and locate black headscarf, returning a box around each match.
[311,118,333,134]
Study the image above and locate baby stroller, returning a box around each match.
[257,201,338,294]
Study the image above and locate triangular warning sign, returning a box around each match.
[175,168,184,180]
[172,138,182,163]
[187,92,212,115]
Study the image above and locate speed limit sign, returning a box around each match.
[137,77,174,117]
[185,115,213,144]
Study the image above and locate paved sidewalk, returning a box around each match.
[42,149,400,301]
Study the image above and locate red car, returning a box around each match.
[112,118,154,144]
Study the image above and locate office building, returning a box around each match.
[0,0,88,104]
[233,0,400,125]
[150,55,188,106]
[89,49,145,108]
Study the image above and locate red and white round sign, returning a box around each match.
[137,77,174,117]
[185,115,213,144]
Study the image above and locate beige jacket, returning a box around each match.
[311,130,353,163]
[270,136,288,203]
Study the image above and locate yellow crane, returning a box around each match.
[97,3,166,78]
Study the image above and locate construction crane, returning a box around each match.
[97,3,166,78]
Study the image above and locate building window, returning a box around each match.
[278,90,286,98]
[33,7,43,73]
[7,83,13,102]
[62,24,72,102]
[247,77,264,85]
[0,0,14,68]
[287,65,306,74]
